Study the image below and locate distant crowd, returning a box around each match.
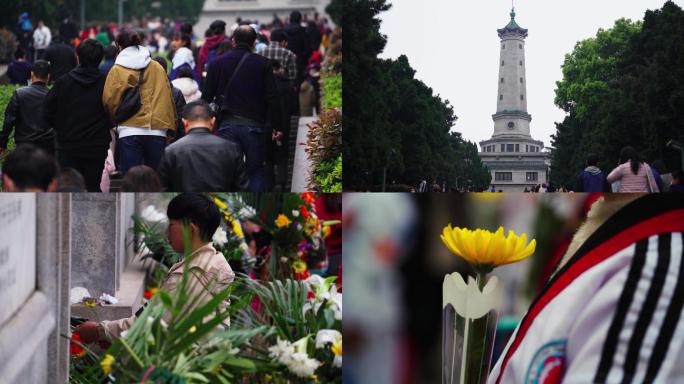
[1,11,341,192]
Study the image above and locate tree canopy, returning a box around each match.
[550,1,684,188]
[343,0,491,191]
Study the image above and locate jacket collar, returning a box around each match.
[187,127,212,135]
[168,243,217,274]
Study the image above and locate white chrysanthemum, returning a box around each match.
[286,352,320,378]
[315,329,342,349]
[268,338,294,361]
[331,292,342,320]
[212,226,228,246]
[292,210,300,218]
[334,355,342,368]
[141,205,168,223]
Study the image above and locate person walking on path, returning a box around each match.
[45,39,112,192]
[576,153,609,192]
[284,11,312,84]
[261,29,298,83]
[33,20,51,61]
[103,29,176,175]
[6,48,32,85]
[202,25,283,192]
[607,146,660,192]
[43,35,77,83]
[197,20,227,81]
[0,60,55,157]
[157,100,248,192]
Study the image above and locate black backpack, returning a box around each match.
[114,68,145,125]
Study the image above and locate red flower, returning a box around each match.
[300,204,311,219]
[70,333,86,357]
[307,290,316,301]
[301,192,315,206]
[294,270,310,281]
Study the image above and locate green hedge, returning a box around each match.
[0,84,18,153]
[313,154,342,192]
[321,73,342,110]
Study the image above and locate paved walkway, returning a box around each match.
[291,116,317,192]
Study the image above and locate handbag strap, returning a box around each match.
[226,51,250,94]
[136,67,145,87]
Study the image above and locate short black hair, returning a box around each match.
[56,168,86,192]
[210,20,226,35]
[31,60,50,79]
[270,29,288,43]
[153,56,168,74]
[180,22,193,35]
[14,48,26,59]
[586,153,599,166]
[182,100,213,122]
[103,44,118,61]
[120,165,162,192]
[3,144,58,191]
[177,65,194,79]
[167,193,221,242]
[290,11,302,23]
[233,25,257,47]
[76,39,104,68]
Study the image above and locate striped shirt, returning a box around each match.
[607,162,659,192]
[489,194,684,384]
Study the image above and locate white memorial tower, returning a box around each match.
[479,8,549,191]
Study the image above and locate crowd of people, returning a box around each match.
[1,10,340,192]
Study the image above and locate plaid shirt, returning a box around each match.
[261,42,297,81]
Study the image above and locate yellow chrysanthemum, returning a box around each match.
[305,216,321,236]
[189,325,197,334]
[331,341,342,356]
[231,219,244,239]
[323,226,332,239]
[213,197,228,211]
[292,259,308,273]
[83,298,98,307]
[275,214,292,228]
[440,225,536,268]
[100,354,115,375]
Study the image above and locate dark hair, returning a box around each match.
[270,29,288,43]
[153,56,168,74]
[619,146,641,175]
[14,48,26,59]
[180,22,193,35]
[3,144,58,191]
[56,168,86,192]
[183,100,213,122]
[116,29,141,49]
[167,193,221,242]
[76,39,104,68]
[209,20,226,36]
[120,165,162,192]
[204,28,213,38]
[233,25,257,47]
[586,153,598,167]
[103,44,118,61]
[177,65,194,79]
[290,11,302,24]
[172,32,192,48]
[31,60,50,79]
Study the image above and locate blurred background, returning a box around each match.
[342,192,602,384]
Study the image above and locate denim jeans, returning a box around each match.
[118,135,166,175]
[217,122,266,192]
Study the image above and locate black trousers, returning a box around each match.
[59,150,107,192]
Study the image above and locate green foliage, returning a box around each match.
[325,0,343,26]
[306,110,342,191]
[322,73,341,110]
[314,155,342,193]
[343,1,491,191]
[551,1,684,187]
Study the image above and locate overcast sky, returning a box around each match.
[379,0,684,148]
